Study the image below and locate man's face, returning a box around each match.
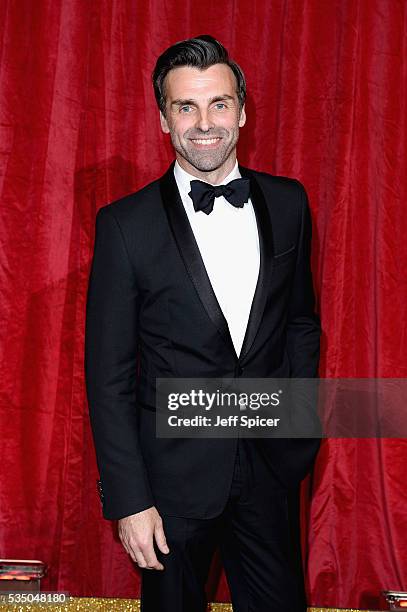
[160,64,246,176]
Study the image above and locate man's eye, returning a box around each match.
[180,105,192,113]
[214,103,226,110]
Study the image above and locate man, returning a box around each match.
[85,35,321,612]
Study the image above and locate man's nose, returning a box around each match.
[195,110,214,132]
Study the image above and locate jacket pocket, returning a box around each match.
[273,244,296,266]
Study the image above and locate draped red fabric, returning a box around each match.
[1,1,406,609]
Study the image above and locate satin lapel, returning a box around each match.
[159,163,237,358]
[238,165,275,362]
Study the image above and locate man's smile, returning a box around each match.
[189,137,222,148]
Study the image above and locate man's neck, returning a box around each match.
[175,154,238,185]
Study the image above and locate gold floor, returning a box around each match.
[0,597,385,612]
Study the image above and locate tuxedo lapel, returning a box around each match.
[238,165,274,361]
[159,163,237,358]
[159,162,274,363]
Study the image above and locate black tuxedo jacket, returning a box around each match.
[84,162,321,521]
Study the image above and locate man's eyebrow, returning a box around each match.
[209,95,235,103]
[171,98,196,107]
[171,94,235,107]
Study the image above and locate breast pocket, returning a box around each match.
[273,244,296,266]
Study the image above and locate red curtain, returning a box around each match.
[1,1,406,608]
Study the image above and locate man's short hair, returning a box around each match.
[152,34,246,116]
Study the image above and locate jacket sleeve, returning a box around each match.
[84,206,154,520]
[286,183,321,377]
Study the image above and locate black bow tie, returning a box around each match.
[188,177,251,215]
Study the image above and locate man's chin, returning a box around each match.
[181,153,228,173]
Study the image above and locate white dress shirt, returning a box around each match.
[173,160,260,357]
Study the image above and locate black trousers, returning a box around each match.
[140,440,307,612]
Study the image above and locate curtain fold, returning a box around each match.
[0,1,406,608]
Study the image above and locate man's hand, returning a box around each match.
[118,506,170,570]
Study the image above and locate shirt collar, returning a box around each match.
[174,159,241,200]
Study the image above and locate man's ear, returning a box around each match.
[160,111,170,134]
[238,104,246,128]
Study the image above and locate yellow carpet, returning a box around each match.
[0,597,385,611]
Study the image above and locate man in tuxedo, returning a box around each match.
[85,35,321,612]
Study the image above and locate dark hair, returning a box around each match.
[152,35,246,116]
